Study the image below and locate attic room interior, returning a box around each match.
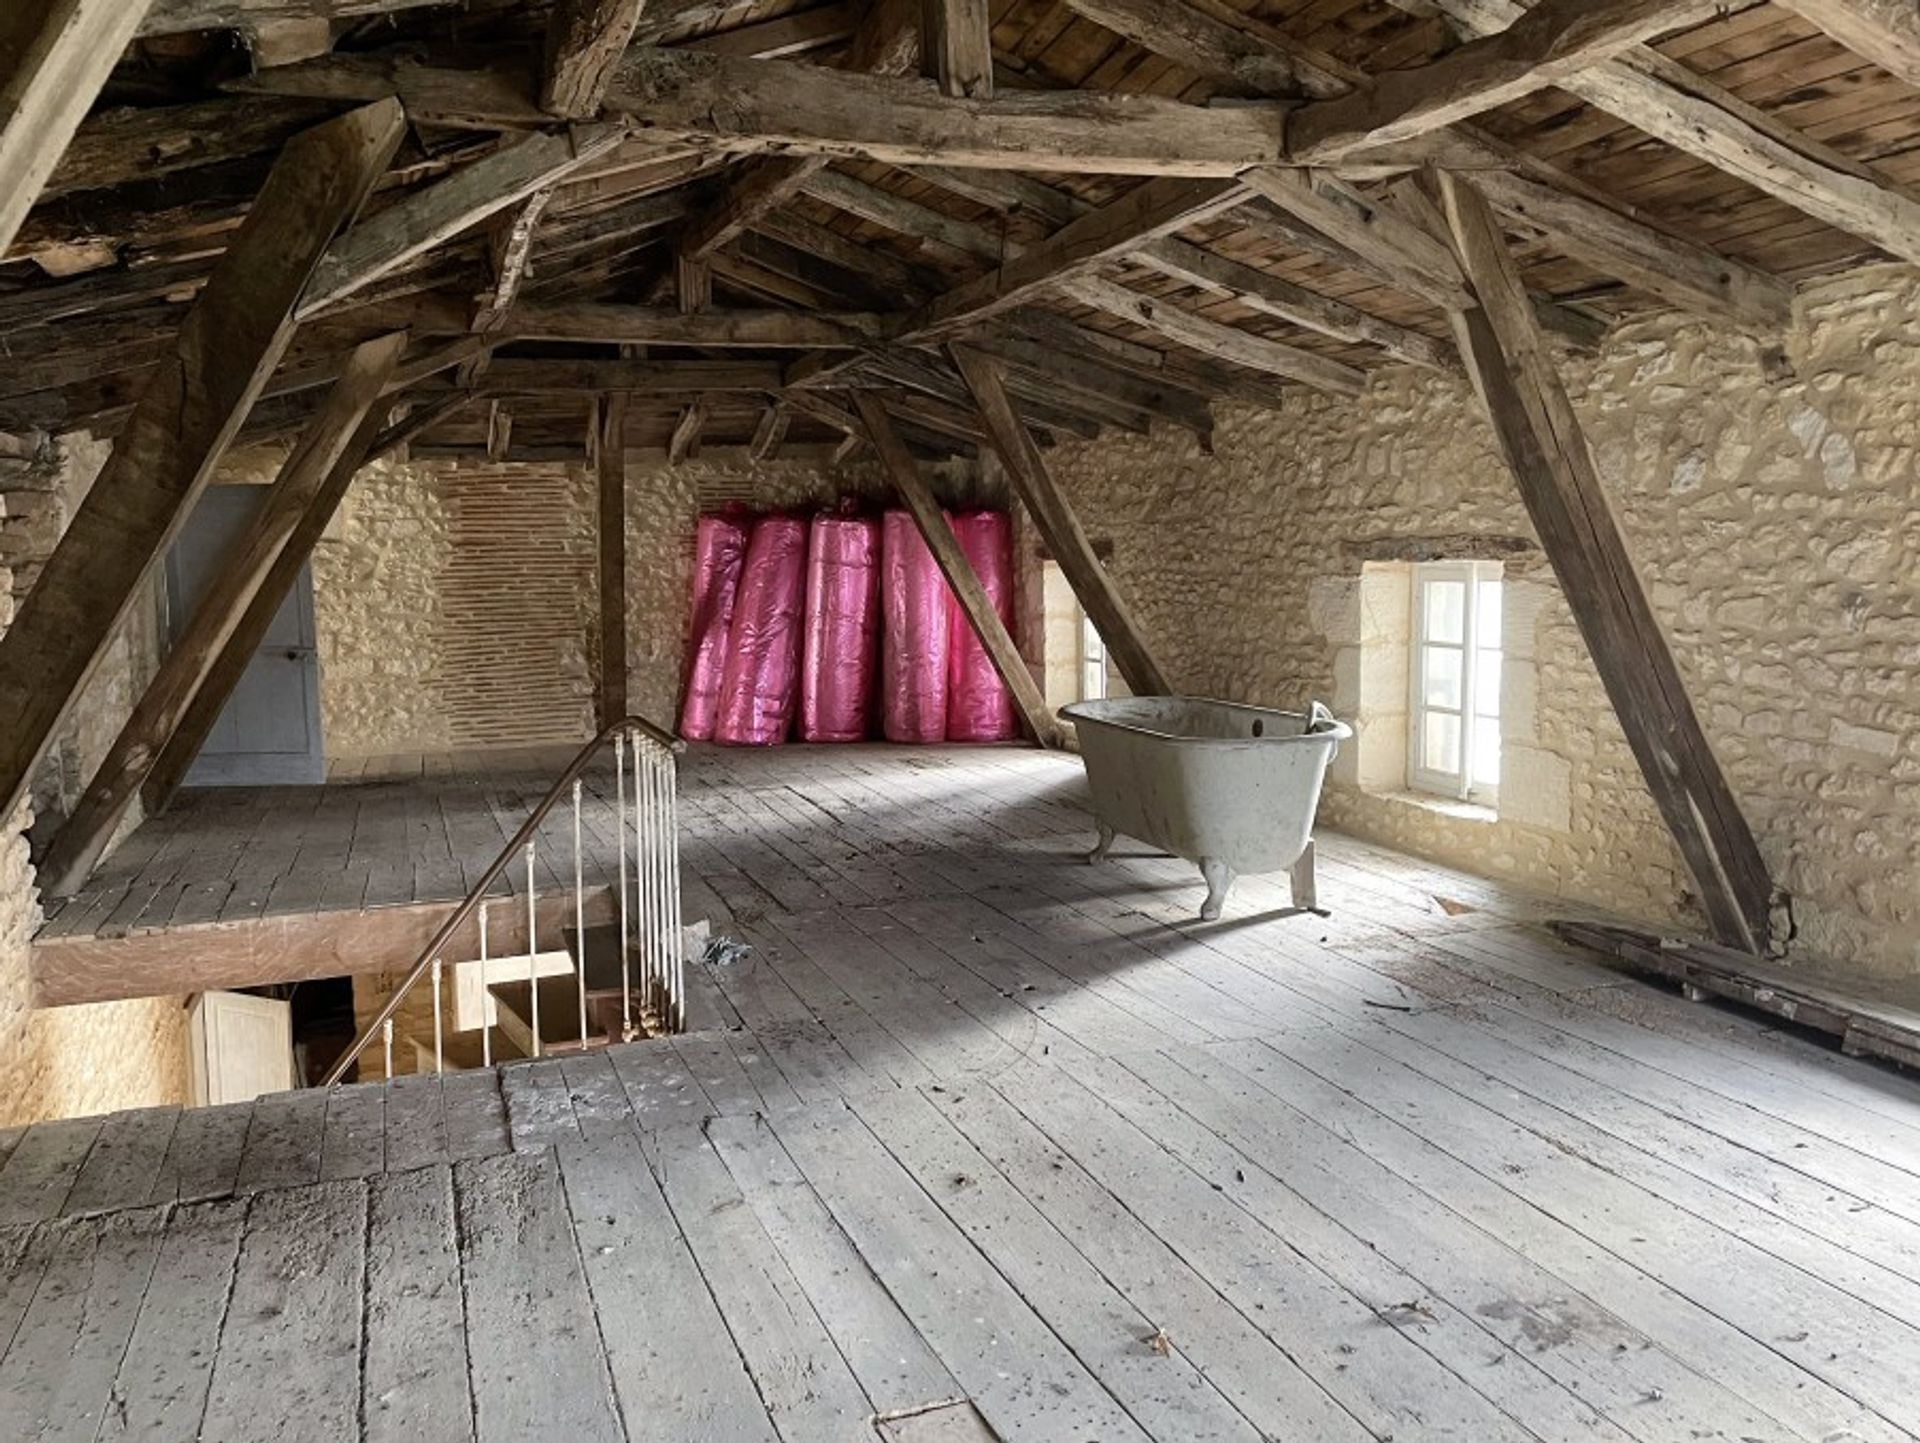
[1,0,1919,1437]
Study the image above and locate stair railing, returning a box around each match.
[323,715,686,1087]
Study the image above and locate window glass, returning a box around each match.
[1423,579,1466,645]
[1410,562,1503,804]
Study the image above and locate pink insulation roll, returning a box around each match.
[713,514,810,746]
[798,511,882,743]
[880,509,951,744]
[678,510,751,741]
[945,509,1018,742]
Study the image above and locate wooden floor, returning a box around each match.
[6,746,1920,1442]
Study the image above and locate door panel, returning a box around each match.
[163,485,326,786]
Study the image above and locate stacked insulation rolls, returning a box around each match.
[686,505,1019,746]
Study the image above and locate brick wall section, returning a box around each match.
[437,465,597,748]
[315,460,597,755]
[0,431,189,1128]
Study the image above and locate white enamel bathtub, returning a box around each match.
[1060,696,1351,920]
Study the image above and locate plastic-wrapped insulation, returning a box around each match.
[798,511,882,742]
[677,510,751,741]
[880,509,951,744]
[945,509,1018,742]
[713,514,810,746]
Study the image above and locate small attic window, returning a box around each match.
[1409,561,1503,805]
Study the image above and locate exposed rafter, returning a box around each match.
[543,0,651,118]
[1392,0,1920,265]
[1061,0,1793,331]
[300,126,624,318]
[609,48,1288,175]
[1064,276,1367,396]
[925,0,994,99]
[673,0,917,262]
[1773,0,1920,89]
[0,100,406,825]
[0,0,159,255]
[903,178,1249,344]
[1288,0,1723,163]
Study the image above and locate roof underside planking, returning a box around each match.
[4,0,1920,462]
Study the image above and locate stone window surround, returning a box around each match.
[1314,539,1573,837]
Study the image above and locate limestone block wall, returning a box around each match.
[0,433,189,1127]
[1034,264,1920,981]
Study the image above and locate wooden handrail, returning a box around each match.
[323,715,684,1086]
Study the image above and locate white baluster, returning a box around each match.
[573,776,587,1047]
[638,734,655,1026]
[431,955,444,1074]
[479,898,492,1069]
[616,726,632,1041]
[666,749,684,1031]
[526,840,540,1059]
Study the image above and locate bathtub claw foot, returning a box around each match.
[1199,858,1234,921]
[1087,824,1116,865]
[1289,840,1318,913]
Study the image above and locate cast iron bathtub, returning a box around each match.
[1060,696,1351,920]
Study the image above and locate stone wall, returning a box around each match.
[1033,263,1920,981]
[311,448,1016,750]
[0,433,190,1128]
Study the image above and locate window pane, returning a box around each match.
[1423,579,1466,644]
[1422,645,1463,710]
[1422,711,1462,775]
[1475,577,1502,650]
[1472,715,1502,787]
[1474,648,1501,717]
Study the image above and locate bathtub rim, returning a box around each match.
[1060,695,1353,750]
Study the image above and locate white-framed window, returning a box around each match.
[1080,612,1108,702]
[1409,560,1502,804]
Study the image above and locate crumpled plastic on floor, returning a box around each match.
[701,935,754,969]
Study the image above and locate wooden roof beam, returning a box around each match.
[0,0,159,255]
[666,394,709,463]
[610,47,1286,174]
[1773,0,1920,89]
[139,0,443,37]
[1064,274,1365,397]
[543,0,651,118]
[1064,0,1791,331]
[1289,0,1724,163]
[300,126,625,318]
[479,358,784,393]
[920,165,1458,371]
[0,100,406,826]
[1394,0,1920,266]
[40,332,408,897]
[490,302,890,348]
[1438,168,1774,952]
[673,0,917,262]
[903,176,1250,343]
[954,345,1172,697]
[926,0,994,99]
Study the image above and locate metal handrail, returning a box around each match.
[323,714,685,1087]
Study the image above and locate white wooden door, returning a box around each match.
[164,484,326,786]
[189,991,296,1106]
